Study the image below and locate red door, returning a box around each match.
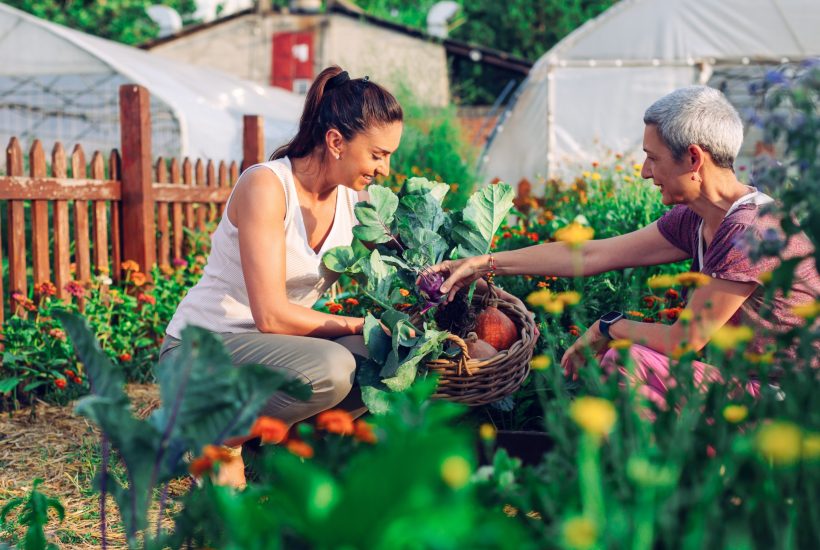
[272,31,314,93]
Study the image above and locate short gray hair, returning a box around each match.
[643,86,743,169]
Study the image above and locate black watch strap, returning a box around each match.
[599,311,624,340]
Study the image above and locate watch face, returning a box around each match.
[600,311,623,324]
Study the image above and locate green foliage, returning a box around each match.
[386,87,480,209]
[159,381,536,549]
[0,479,64,550]
[6,1,198,45]
[56,311,310,546]
[324,178,514,411]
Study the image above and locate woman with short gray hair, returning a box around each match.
[431,85,819,411]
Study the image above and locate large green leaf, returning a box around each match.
[351,186,399,243]
[54,310,127,403]
[452,183,515,257]
[356,361,393,415]
[0,377,21,394]
[404,176,449,202]
[362,313,392,365]
[323,246,361,274]
[362,250,397,304]
[382,327,448,392]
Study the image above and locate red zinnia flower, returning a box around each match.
[54,378,67,390]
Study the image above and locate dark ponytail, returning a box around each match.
[271,65,403,160]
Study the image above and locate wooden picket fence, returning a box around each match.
[0,84,266,323]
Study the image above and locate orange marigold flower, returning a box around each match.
[202,444,236,463]
[659,307,682,321]
[49,328,67,341]
[130,272,148,287]
[665,288,680,301]
[399,288,410,297]
[502,231,512,239]
[37,281,58,297]
[189,456,214,477]
[286,440,314,458]
[353,420,377,444]
[316,409,355,435]
[159,264,174,276]
[137,292,156,305]
[344,298,359,306]
[119,352,132,362]
[250,416,289,444]
[121,260,140,272]
[626,310,644,318]
[327,303,343,314]
[54,378,67,390]
[569,325,581,337]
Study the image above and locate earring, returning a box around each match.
[334,153,340,160]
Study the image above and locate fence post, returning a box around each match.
[119,84,156,277]
[242,115,265,173]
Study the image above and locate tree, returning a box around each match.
[6,0,198,45]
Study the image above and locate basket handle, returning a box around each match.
[445,333,475,376]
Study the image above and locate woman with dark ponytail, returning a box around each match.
[160,66,403,487]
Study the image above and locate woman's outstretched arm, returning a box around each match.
[433,222,689,302]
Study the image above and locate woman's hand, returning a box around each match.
[561,321,609,379]
[431,256,489,302]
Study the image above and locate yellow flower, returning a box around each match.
[590,172,602,181]
[441,456,471,489]
[710,325,754,351]
[526,289,564,314]
[624,175,632,182]
[569,397,617,438]
[723,404,748,424]
[479,424,497,441]
[802,432,820,460]
[743,351,775,365]
[647,274,678,288]
[562,516,598,550]
[554,223,594,248]
[791,300,820,319]
[608,339,632,350]
[556,291,581,306]
[633,163,642,171]
[531,355,551,370]
[755,421,802,466]
[582,171,591,179]
[678,309,694,322]
[676,271,712,287]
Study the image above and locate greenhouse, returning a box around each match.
[0,3,303,162]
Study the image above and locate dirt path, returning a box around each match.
[0,384,182,549]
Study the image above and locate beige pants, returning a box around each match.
[159,332,368,426]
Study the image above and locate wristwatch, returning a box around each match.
[598,311,624,340]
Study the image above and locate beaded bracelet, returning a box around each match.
[486,253,497,285]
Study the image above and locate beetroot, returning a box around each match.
[465,332,498,360]
[474,306,518,351]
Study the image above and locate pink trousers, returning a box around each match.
[600,345,760,410]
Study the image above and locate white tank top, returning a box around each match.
[165,157,359,338]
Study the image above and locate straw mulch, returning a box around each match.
[0,384,189,549]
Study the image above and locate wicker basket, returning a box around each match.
[424,285,537,406]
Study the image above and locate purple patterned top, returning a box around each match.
[657,202,819,358]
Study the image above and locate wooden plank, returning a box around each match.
[29,140,51,292]
[71,144,91,284]
[170,158,184,261]
[52,142,71,300]
[182,158,194,231]
[6,137,27,311]
[194,159,206,231]
[90,151,109,275]
[153,185,232,203]
[119,85,156,277]
[0,176,121,200]
[156,156,170,266]
[242,115,264,172]
[109,150,122,283]
[206,159,216,223]
[218,160,229,217]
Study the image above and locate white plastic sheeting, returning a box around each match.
[481,0,820,185]
[0,3,303,162]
